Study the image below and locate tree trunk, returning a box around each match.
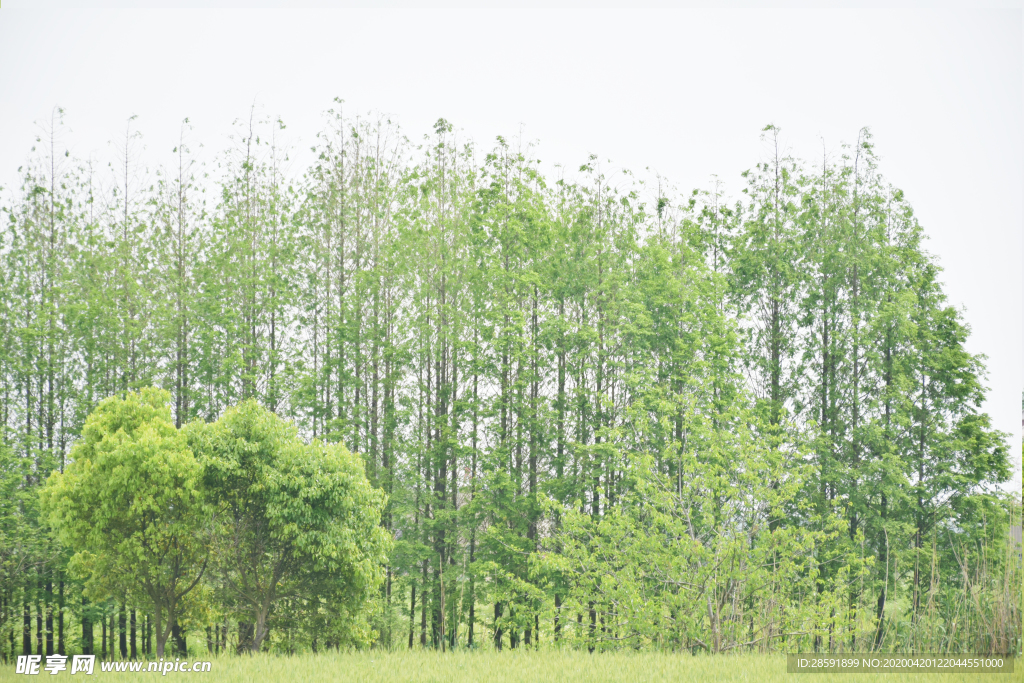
[128,609,135,659]
[21,599,30,656]
[251,607,271,653]
[493,602,502,651]
[118,603,126,659]
[172,617,186,656]
[154,607,166,659]
[236,622,253,654]
[81,597,92,655]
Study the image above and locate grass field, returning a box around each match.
[1,651,1016,683]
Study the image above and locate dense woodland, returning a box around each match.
[0,105,1019,661]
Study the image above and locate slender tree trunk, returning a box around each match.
[21,598,30,656]
[408,586,416,650]
[118,603,126,659]
[56,581,63,656]
[81,598,92,655]
[45,579,53,656]
[493,602,502,651]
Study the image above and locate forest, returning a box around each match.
[0,105,1019,663]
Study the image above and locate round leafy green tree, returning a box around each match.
[40,388,211,657]
[186,399,391,651]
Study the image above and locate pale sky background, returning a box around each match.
[0,4,1021,493]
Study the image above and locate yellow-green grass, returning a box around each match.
[0,651,1016,683]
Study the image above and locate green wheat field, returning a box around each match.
[1,652,1017,683]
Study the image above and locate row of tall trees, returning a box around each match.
[0,107,1018,658]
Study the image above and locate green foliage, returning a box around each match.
[0,110,1016,659]
[188,399,391,651]
[40,388,210,656]
[0,435,34,637]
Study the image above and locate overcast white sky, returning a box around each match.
[0,5,1021,492]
